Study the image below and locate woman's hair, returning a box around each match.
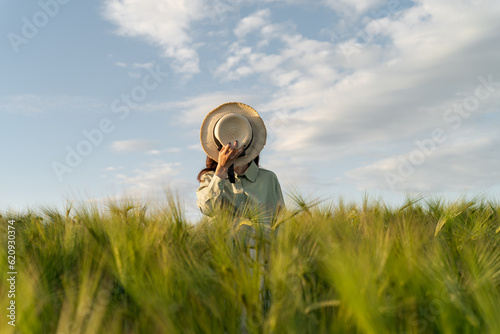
[197,155,260,182]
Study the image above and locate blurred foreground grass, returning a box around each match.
[1,193,500,334]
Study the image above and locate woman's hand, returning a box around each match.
[215,140,244,179]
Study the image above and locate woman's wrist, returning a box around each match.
[215,165,229,179]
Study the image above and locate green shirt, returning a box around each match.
[196,161,285,225]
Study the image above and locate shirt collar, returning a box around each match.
[240,160,259,182]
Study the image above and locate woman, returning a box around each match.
[196,102,284,328]
[196,102,285,226]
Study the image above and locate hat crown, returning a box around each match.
[214,113,252,150]
[200,102,266,167]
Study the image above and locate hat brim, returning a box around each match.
[200,102,267,167]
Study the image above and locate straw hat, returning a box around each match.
[200,102,267,167]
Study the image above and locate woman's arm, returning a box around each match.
[196,140,244,216]
[196,173,230,216]
[276,179,285,214]
[215,140,244,179]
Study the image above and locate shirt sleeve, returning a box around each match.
[276,177,285,213]
[274,174,285,216]
[263,171,285,225]
[196,172,232,216]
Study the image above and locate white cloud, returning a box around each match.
[115,160,182,191]
[345,131,500,192]
[146,150,162,155]
[166,147,183,153]
[323,0,384,14]
[188,144,203,151]
[136,91,260,125]
[146,147,182,155]
[132,62,154,68]
[109,139,156,152]
[234,8,271,39]
[102,0,210,75]
[105,166,124,171]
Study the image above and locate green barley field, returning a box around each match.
[1,192,500,334]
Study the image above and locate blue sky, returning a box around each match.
[2,0,500,220]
